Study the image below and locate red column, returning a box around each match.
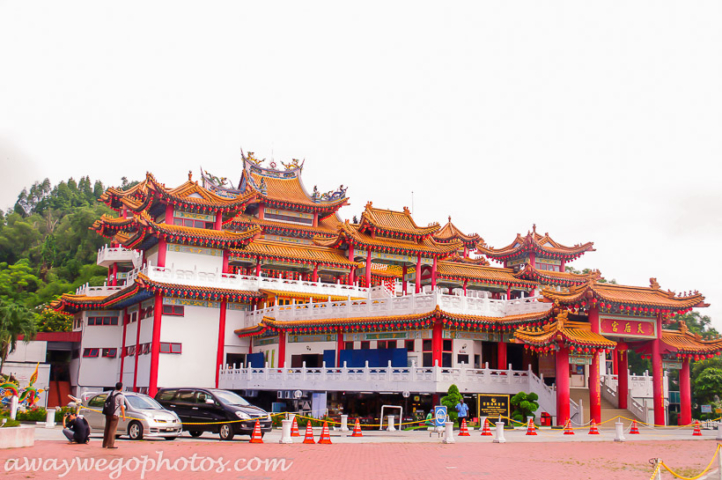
[679,358,691,425]
[119,309,128,382]
[133,311,142,392]
[214,212,222,230]
[222,250,229,274]
[111,263,118,286]
[258,204,265,220]
[560,260,566,272]
[432,320,443,367]
[365,250,372,288]
[148,292,163,398]
[463,246,468,258]
[497,341,507,370]
[431,257,437,290]
[215,300,227,388]
[312,214,318,228]
[164,204,173,224]
[277,330,286,369]
[415,255,422,294]
[588,307,601,424]
[312,264,319,282]
[336,329,344,367]
[402,265,408,295]
[157,239,167,268]
[652,314,666,426]
[463,279,468,296]
[612,350,618,375]
[529,252,536,268]
[618,346,629,409]
[506,286,511,300]
[556,346,570,426]
[255,258,261,276]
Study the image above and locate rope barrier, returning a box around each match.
[76,405,286,426]
[658,444,721,480]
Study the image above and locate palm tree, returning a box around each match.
[0,300,37,376]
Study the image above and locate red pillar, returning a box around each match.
[431,257,437,290]
[402,265,408,295]
[255,258,261,276]
[119,309,128,383]
[214,212,222,230]
[312,214,318,228]
[312,264,319,282]
[679,358,692,425]
[463,246,468,258]
[618,346,629,409]
[111,263,118,286]
[415,255,422,294]
[133,311,142,392]
[164,204,173,224]
[612,349,618,375]
[529,252,536,268]
[365,250,372,287]
[652,314,666,426]
[277,330,286,369]
[336,329,344,367]
[463,279,468,296]
[258,204,265,220]
[556,346,570,426]
[432,320,443,367]
[560,260,566,272]
[157,239,167,268]
[148,292,163,398]
[506,286,511,300]
[497,341,507,370]
[215,301,227,388]
[588,307,601,424]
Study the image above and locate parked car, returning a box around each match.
[81,391,182,440]
[154,388,272,440]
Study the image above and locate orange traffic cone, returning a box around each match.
[351,418,363,437]
[302,422,316,444]
[480,418,493,436]
[459,418,471,436]
[318,421,332,444]
[249,420,263,443]
[563,420,575,435]
[588,420,600,435]
[629,420,640,434]
[526,418,537,436]
[693,420,702,436]
[290,416,300,437]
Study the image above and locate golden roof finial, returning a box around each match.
[532,223,536,234]
[188,170,193,181]
[448,215,451,223]
[365,201,373,210]
[650,278,660,290]
[402,206,411,215]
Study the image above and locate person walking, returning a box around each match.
[455,397,469,427]
[102,382,126,449]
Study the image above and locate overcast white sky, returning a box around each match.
[1,1,721,328]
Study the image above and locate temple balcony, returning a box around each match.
[97,246,143,268]
[218,362,575,421]
[74,283,126,297]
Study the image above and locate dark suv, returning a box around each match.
[154,388,272,440]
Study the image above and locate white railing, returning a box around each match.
[570,399,582,426]
[601,372,669,422]
[97,246,143,268]
[219,362,557,416]
[74,283,126,297]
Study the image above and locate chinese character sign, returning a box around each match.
[600,317,655,338]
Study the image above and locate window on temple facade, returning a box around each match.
[83,348,99,358]
[162,305,185,316]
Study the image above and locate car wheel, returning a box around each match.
[189,431,203,438]
[128,421,144,440]
[219,424,235,441]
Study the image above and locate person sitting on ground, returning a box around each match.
[62,411,90,444]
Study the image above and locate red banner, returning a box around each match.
[600,317,655,338]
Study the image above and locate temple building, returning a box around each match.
[50,151,719,426]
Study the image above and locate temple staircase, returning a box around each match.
[570,388,637,425]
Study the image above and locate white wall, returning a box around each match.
[157,304,220,389]
[77,310,122,388]
[165,245,223,271]
[5,341,47,363]
[224,306,250,356]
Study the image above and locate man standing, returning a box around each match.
[455,397,469,427]
[102,382,126,449]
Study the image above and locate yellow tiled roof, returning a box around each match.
[231,239,356,267]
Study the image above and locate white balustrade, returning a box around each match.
[96,245,143,268]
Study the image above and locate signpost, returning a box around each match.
[477,394,510,419]
[434,406,447,427]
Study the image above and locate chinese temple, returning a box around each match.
[50,151,718,426]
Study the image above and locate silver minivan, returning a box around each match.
[81,391,182,440]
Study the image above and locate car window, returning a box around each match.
[175,390,197,403]
[127,395,164,410]
[156,389,177,402]
[88,394,107,408]
[196,391,215,404]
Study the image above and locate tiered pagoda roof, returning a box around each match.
[230,239,356,269]
[514,263,601,286]
[92,212,261,250]
[226,212,341,239]
[541,277,706,317]
[100,172,257,216]
[436,262,537,289]
[434,217,482,249]
[314,204,462,259]
[235,151,349,218]
[477,225,595,263]
[514,310,617,353]
[659,323,722,357]
[235,305,554,337]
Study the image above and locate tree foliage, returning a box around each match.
[0,299,37,374]
[441,384,463,424]
[510,391,539,422]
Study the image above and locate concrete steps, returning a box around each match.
[570,388,635,425]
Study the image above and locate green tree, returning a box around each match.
[0,300,37,374]
[36,309,72,333]
[510,391,539,422]
[441,384,463,424]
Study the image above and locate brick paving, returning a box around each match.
[1,433,720,480]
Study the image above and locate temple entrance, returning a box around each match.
[481,341,497,369]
